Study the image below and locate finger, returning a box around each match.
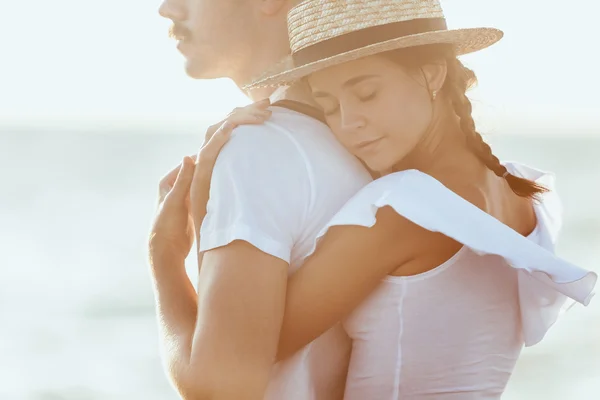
[158,164,182,202]
[203,111,270,147]
[201,109,272,163]
[252,108,273,118]
[158,152,199,192]
[167,156,196,201]
[191,121,236,218]
[252,98,271,108]
[203,122,220,146]
[196,120,235,172]
[243,99,271,114]
[224,109,272,128]
[223,99,270,119]
[233,99,270,114]
[235,110,272,125]
[203,100,271,146]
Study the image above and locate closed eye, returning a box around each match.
[359,92,377,102]
[324,92,376,116]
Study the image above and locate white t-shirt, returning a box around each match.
[199,105,372,399]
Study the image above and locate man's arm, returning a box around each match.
[166,124,306,399]
[149,255,198,393]
[147,156,203,396]
[152,246,287,400]
[151,243,287,400]
[178,242,287,399]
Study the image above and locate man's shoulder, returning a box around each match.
[211,114,315,182]
[220,108,336,161]
[216,108,371,189]
[219,121,303,165]
[231,106,327,136]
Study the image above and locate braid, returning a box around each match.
[381,44,549,199]
[445,57,548,200]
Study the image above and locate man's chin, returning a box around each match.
[183,58,222,80]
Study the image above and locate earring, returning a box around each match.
[431,90,438,101]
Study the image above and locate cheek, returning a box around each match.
[329,122,354,150]
[383,83,432,143]
[357,85,433,172]
[325,96,399,155]
[190,9,217,43]
[190,3,233,44]
[187,10,247,72]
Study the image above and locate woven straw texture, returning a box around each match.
[244,0,503,90]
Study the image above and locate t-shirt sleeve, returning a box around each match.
[198,123,311,264]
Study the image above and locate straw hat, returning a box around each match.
[244,0,503,89]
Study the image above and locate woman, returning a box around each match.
[176,0,596,398]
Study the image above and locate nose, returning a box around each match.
[158,0,187,20]
[339,107,367,134]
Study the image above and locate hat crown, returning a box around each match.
[289,0,445,53]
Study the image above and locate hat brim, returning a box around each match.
[244,27,503,90]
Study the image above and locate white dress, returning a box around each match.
[309,162,597,399]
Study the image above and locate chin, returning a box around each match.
[358,152,395,174]
[182,53,222,80]
[362,159,392,175]
[184,59,211,80]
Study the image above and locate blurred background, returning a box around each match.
[0,0,598,399]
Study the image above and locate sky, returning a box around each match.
[0,0,598,133]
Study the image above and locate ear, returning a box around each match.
[259,0,288,16]
[420,60,447,96]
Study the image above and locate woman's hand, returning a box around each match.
[201,98,272,148]
[148,99,273,265]
[190,98,273,240]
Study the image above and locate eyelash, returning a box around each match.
[324,92,377,117]
[360,93,377,102]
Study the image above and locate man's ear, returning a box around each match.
[259,0,288,16]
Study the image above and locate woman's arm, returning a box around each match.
[178,102,448,366]
[275,206,422,361]
[275,179,485,361]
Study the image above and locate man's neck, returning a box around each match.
[232,29,292,101]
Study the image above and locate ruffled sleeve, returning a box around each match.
[310,164,597,347]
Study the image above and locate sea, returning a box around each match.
[0,125,598,400]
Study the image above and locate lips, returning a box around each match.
[355,137,383,150]
[176,39,191,54]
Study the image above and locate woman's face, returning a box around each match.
[308,55,434,173]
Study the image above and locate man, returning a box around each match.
[149,1,372,399]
